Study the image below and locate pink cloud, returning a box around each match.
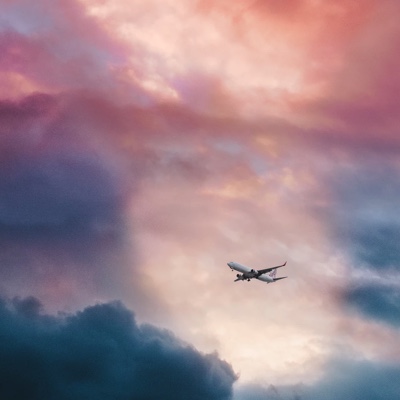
[1,0,400,387]
[0,0,130,98]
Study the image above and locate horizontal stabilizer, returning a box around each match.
[273,277,287,282]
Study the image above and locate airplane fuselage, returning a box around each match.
[227,262,254,280]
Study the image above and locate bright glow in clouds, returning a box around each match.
[82,0,333,117]
[2,0,400,398]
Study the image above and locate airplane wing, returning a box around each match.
[257,262,287,276]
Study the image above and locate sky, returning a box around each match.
[0,0,400,399]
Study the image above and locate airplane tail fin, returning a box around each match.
[269,261,287,279]
[269,269,278,279]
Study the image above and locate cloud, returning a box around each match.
[234,357,400,400]
[304,358,400,400]
[326,163,400,272]
[234,383,303,400]
[1,0,400,388]
[0,0,128,94]
[0,95,123,231]
[310,156,400,328]
[0,93,138,308]
[0,297,237,400]
[349,224,400,271]
[344,283,400,327]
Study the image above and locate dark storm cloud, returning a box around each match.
[0,297,236,400]
[344,283,400,327]
[234,358,400,400]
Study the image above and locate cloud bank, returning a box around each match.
[0,297,236,400]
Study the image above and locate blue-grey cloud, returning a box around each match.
[344,282,400,327]
[326,163,400,272]
[234,383,303,400]
[316,161,400,326]
[234,358,400,400]
[349,224,400,271]
[0,297,237,400]
[304,358,400,400]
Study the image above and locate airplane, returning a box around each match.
[227,261,287,283]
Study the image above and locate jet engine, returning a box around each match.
[236,274,242,279]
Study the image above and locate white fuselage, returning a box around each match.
[227,261,274,283]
